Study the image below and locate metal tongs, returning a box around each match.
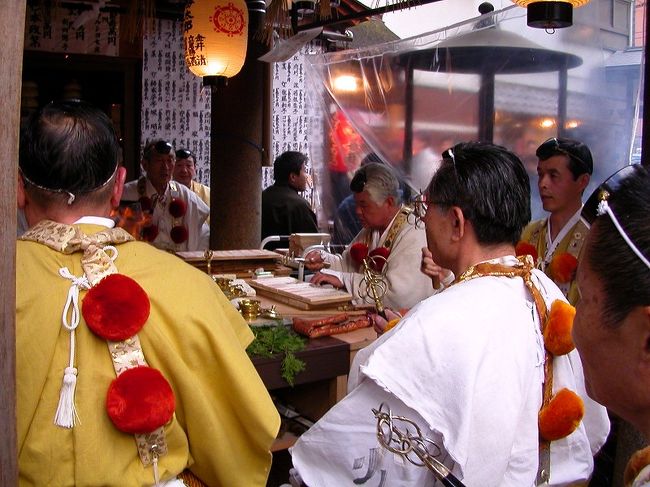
[372,403,466,487]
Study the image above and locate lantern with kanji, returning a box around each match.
[183,0,249,83]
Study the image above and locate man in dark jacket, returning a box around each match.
[261,151,318,247]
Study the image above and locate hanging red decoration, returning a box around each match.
[350,242,369,265]
[515,241,538,262]
[170,225,189,244]
[82,274,151,341]
[106,366,175,434]
[168,197,187,218]
[368,247,391,272]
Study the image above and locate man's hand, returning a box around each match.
[303,250,325,271]
[370,308,402,335]
[310,271,343,288]
[420,247,453,290]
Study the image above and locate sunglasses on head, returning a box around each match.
[581,164,650,270]
[175,149,192,159]
[537,137,590,173]
[153,140,173,155]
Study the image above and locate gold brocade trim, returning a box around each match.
[455,255,553,482]
[361,205,413,251]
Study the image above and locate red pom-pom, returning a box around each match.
[106,366,175,434]
[82,274,150,341]
[168,197,187,218]
[170,225,189,244]
[142,224,159,242]
[549,253,578,283]
[368,246,391,272]
[139,196,153,213]
[350,242,369,265]
[515,241,538,262]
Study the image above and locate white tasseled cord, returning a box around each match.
[55,267,91,428]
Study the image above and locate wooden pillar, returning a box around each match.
[210,0,268,249]
[0,1,25,485]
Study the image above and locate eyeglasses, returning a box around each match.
[537,137,591,174]
[175,149,192,159]
[442,147,456,166]
[582,164,650,270]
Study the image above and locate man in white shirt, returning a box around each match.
[291,142,609,487]
[122,140,209,251]
[305,162,434,311]
[520,137,594,304]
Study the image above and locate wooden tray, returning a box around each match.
[176,249,290,278]
[249,276,353,310]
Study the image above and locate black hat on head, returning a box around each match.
[536,137,593,176]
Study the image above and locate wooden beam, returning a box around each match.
[0,1,25,485]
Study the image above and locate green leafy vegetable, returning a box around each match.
[247,326,306,386]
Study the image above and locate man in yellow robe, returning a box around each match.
[520,137,593,305]
[16,100,280,486]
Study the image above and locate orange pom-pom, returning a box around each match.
[539,388,584,441]
[383,318,400,333]
[549,253,578,283]
[544,300,576,356]
[515,241,538,262]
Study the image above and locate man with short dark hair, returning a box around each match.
[122,140,209,251]
[16,100,279,486]
[173,148,211,208]
[572,164,650,487]
[520,137,594,304]
[292,142,609,486]
[261,151,318,244]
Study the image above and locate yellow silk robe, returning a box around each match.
[521,218,587,306]
[16,224,280,486]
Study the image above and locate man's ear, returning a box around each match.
[577,173,590,193]
[17,173,26,209]
[110,167,127,208]
[450,206,466,241]
[384,195,395,208]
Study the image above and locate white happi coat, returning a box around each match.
[321,209,434,310]
[122,178,209,251]
[291,256,610,487]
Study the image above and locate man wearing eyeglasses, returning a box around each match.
[173,148,211,209]
[121,140,210,251]
[520,137,593,305]
[292,142,609,487]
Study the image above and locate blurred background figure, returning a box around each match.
[173,148,211,209]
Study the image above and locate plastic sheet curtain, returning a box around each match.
[303,4,642,241]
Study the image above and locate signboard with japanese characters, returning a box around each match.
[142,19,212,186]
[24,3,119,56]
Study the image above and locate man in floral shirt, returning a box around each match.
[519,137,593,305]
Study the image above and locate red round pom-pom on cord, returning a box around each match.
[139,196,153,213]
[106,366,175,434]
[368,246,390,272]
[168,197,187,218]
[142,224,159,242]
[82,274,150,341]
[515,241,538,262]
[350,242,369,265]
[170,225,189,244]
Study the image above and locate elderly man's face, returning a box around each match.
[354,190,394,231]
[573,238,643,420]
[173,157,196,187]
[143,151,174,192]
